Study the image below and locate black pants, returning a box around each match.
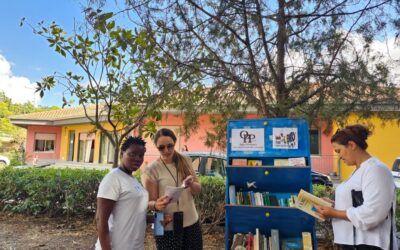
[155,221,203,250]
[340,244,382,250]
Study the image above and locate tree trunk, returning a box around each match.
[112,144,120,168]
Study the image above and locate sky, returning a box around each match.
[0,1,399,108]
[0,0,86,107]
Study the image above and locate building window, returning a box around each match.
[34,133,56,152]
[99,134,115,164]
[309,129,320,155]
[78,133,95,163]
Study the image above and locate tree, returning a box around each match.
[22,9,188,167]
[114,0,400,147]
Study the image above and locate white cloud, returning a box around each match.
[285,33,400,85]
[370,37,400,84]
[0,54,41,105]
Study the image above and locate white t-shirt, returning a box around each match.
[95,168,149,250]
[332,157,397,249]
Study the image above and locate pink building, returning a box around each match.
[10,108,336,174]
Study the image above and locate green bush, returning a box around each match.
[9,149,25,166]
[0,167,226,225]
[0,167,107,217]
[312,184,336,249]
[194,176,226,232]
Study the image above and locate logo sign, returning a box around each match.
[231,128,264,151]
[272,127,298,149]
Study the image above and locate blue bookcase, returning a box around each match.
[225,118,317,249]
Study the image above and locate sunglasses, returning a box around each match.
[157,143,175,151]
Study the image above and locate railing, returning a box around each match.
[311,155,340,177]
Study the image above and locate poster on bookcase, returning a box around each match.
[272,127,298,149]
[231,128,265,151]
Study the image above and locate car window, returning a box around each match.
[393,159,400,172]
[190,156,201,174]
[205,157,226,177]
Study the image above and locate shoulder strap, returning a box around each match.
[390,201,393,250]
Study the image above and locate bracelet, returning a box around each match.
[154,202,160,212]
[148,201,156,211]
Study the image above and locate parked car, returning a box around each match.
[182,151,227,177]
[0,155,10,167]
[391,157,400,188]
[182,151,333,186]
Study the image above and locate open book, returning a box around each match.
[294,189,333,221]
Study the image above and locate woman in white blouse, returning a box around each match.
[316,124,397,250]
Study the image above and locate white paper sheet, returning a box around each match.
[165,186,185,202]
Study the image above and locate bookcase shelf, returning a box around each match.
[225,118,316,249]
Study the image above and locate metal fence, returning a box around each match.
[311,155,340,177]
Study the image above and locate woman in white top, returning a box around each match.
[95,136,169,250]
[142,128,203,250]
[316,124,397,250]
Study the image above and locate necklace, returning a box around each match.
[160,158,180,210]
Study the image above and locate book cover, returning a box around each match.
[294,189,333,221]
[247,159,262,166]
[262,235,267,250]
[262,192,271,206]
[229,185,237,205]
[254,228,260,250]
[288,157,306,167]
[270,229,279,250]
[154,212,164,236]
[232,158,248,166]
[281,237,303,249]
[231,233,246,250]
[302,232,313,250]
[274,158,289,167]
[269,195,279,206]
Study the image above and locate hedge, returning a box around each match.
[1,167,398,241]
[0,167,226,223]
[0,167,107,217]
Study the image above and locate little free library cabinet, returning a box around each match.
[225,118,316,250]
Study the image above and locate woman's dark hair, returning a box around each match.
[154,128,192,180]
[121,136,146,152]
[331,124,371,150]
[154,128,177,144]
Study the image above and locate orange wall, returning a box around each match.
[141,113,259,167]
[311,122,337,174]
[25,125,62,164]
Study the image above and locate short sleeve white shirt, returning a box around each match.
[332,157,397,249]
[95,168,149,250]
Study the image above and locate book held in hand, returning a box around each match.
[294,189,333,221]
[154,212,164,236]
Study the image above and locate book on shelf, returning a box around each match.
[247,159,262,166]
[302,232,313,250]
[230,233,246,250]
[270,229,280,250]
[294,189,333,221]
[229,185,236,205]
[288,157,306,167]
[232,158,248,166]
[254,228,260,250]
[281,237,303,250]
[274,157,306,167]
[274,158,289,166]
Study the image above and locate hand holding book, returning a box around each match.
[294,189,333,221]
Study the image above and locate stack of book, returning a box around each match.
[230,229,313,250]
[228,185,296,207]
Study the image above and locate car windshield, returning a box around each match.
[183,153,226,177]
